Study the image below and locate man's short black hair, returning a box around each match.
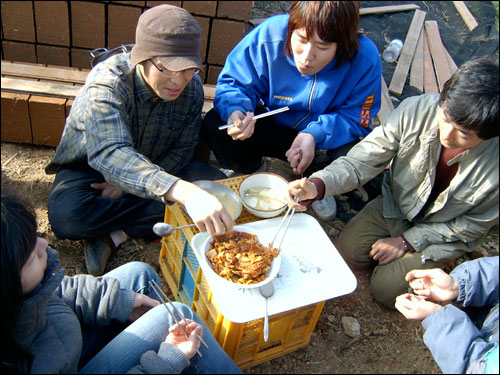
[438,55,499,140]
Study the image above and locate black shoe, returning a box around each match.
[84,235,115,276]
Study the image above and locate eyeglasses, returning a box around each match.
[149,59,200,78]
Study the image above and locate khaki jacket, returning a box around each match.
[312,94,499,262]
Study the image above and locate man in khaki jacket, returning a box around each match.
[285,55,499,307]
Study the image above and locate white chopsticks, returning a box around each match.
[218,106,290,130]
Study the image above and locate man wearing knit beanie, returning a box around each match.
[45,5,232,276]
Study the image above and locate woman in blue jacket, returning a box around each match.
[396,256,499,374]
[201,1,382,178]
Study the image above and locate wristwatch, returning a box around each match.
[401,236,414,253]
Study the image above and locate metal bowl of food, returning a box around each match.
[191,180,242,221]
[200,225,281,290]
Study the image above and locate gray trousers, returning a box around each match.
[335,195,464,308]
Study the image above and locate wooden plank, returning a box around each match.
[1,60,88,84]
[422,30,439,94]
[1,77,82,98]
[389,9,426,95]
[359,4,420,15]
[444,48,458,74]
[202,101,213,114]
[203,84,216,101]
[409,28,425,92]
[425,21,452,92]
[377,75,394,123]
[249,4,420,26]
[452,1,478,31]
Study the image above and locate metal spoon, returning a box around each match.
[153,222,196,237]
[260,282,275,342]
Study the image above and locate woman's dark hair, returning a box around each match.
[438,54,499,140]
[285,1,361,68]
[1,193,37,373]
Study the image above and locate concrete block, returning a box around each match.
[207,65,223,85]
[29,96,67,147]
[2,41,37,63]
[1,92,32,144]
[108,4,142,48]
[37,45,70,66]
[34,1,70,46]
[1,1,35,42]
[112,1,145,6]
[146,1,182,8]
[71,1,105,48]
[195,16,210,60]
[208,19,245,65]
[183,1,217,17]
[71,48,93,70]
[66,99,74,119]
[217,1,253,21]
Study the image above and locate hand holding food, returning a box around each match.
[165,180,234,235]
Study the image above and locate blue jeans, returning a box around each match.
[79,262,241,374]
[48,159,226,240]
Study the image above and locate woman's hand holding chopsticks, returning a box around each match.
[166,319,203,360]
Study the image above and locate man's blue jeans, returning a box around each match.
[79,261,241,374]
[48,159,226,240]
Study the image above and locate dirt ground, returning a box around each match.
[1,142,498,374]
[1,1,499,374]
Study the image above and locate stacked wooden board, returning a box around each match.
[1,61,216,146]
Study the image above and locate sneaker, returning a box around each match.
[255,159,268,172]
[84,235,115,276]
[312,196,337,221]
[219,160,267,178]
[219,168,243,178]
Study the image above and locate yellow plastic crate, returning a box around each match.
[158,176,326,369]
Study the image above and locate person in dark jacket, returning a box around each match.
[0,193,242,374]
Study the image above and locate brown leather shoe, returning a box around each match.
[84,235,116,276]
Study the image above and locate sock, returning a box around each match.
[109,230,129,248]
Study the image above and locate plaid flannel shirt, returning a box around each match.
[45,52,204,202]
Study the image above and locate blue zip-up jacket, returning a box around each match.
[213,14,382,150]
[422,256,499,374]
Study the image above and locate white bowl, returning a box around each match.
[238,172,288,218]
[200,225,281,290]
[192,180,242,221]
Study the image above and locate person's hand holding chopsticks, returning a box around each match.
[224,110,257,141]
[165,319,203,360]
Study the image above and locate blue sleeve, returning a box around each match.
[301,39,382,150]
[451,256,499,308]
[213,20,273,122]
[422,305,496,374]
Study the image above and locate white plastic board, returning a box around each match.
[191,213,357,323]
